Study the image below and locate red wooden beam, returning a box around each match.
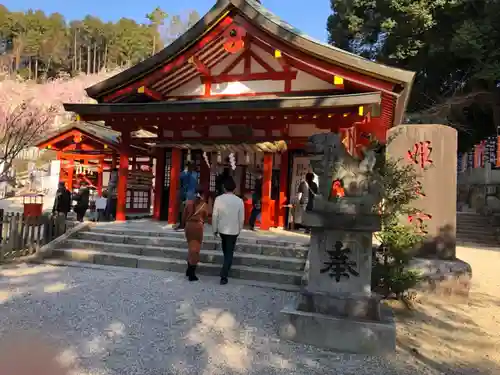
[159,48,228,95]
[210,71,297,83]
[80,109,367,127]
[37,129,81,149]
[137,86,163,100]
[165,88,342,100]
[152,36,226,92]
[237,16,395,93]
[62,143,98,152]
[251,38,344,90]
[249,49,277,73]
[103,16,234,102]
[189,55,210,76]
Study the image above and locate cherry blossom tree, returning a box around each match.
[0,70,121,179]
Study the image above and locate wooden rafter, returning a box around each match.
[188,56,210,76]
[137,86,163,100]
[158,48,228,94]
[103,16,234,102]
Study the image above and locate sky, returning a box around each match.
[1,0,332,42]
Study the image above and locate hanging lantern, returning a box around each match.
[217,151,222,164]
[245,152,250,165]
[187,149,192,162]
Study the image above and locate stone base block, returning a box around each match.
[279,303,396,354]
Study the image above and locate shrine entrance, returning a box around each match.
[62,0,415,227]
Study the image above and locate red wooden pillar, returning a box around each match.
[276,151,289,228]
[261,153,273,230]
[153,148,165,220]
[111,151,117,169]
[116,133,130,222]
[97,157,103,195]
[168,148,181,224]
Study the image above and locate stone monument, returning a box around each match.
[279,132,396,354]
[386,124,457,259]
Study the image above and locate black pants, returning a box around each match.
[220,233,238,278]
[76,207,87,222]
[249,205,261,229]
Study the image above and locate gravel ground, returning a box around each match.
[0,245,497,375]
[0,264,435,375]
[395,246,500,375]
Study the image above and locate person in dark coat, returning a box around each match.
[73,182,90,222]
[52,182,71,217]
[215,168,231,197]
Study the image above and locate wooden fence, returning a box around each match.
[0,210,67,262]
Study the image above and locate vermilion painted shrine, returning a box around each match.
[38,0,416,228]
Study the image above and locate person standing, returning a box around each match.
[52,182,71,218]
[176,162,199,230]
[106,168,118,220]
[182,189,208,282]
[73,182,90,222]
[248,170,262,231]
[294,172,318,233]
[215,167,231,197]
[211,178,245,285]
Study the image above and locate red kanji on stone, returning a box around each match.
[415,181,426,197]
[407,141,433,169]
[408,212,432,234]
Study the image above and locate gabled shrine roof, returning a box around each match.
[85,0,415,103]
[34,121,120,149]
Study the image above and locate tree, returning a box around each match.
[0,70,121,177]
[0,80,56,178]
[0,5,197,78]
[326,0,500,151]
[146,7,168,55]
[164,10,200,45]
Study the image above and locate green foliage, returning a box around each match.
[0,6,200,79]
[326,0,500,150]
[366,139,424,305]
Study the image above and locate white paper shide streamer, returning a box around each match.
[203,151,211,168]
[229,152,236,170]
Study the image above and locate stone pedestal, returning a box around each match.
[279,212,396,354]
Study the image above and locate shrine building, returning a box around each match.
[59,0,415,228]
[35,122,154,216]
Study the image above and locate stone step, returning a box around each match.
[456,226,497,234]
[51,248,304,285]
[56,239,306,272]
[41,258,302,292]
[456,240,500,249]
[71,232,309,259]
[87,226,309,248]
[456,222,493,228]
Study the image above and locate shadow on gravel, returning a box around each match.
[1,263,498,374]
[392,285,500,375]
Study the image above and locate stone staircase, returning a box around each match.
[456,212,500,248]
[49,224,309,289]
